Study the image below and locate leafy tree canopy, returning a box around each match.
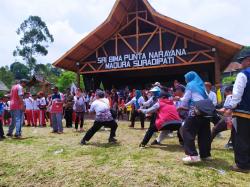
[10,62,29,80]
[0,66,14,88]
[13,16,54,74]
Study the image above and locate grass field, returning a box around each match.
[0,120,249,187]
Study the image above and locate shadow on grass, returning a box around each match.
[150,144,184,153]
[87,142,121,148]
[185,158,232,171]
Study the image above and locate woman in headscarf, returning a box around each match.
[125,90,145,129]
[176,71,211,163]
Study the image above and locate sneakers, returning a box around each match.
[224,143,233,150]
[182,155,201,163]
[151,140,160,145]
[231,165,250,173]
[109,137,117,143]
[80,139,87,145]
[14,134,22,139]
[139,143,146,149]
[6,133,13,137]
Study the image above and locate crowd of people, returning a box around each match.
[0,52,250,173]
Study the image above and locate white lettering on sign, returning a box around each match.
[96,48,187,70]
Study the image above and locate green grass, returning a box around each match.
[0,121,249,187]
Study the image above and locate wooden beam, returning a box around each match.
[102,47,108,57]
[171,36,178,50]
[115,34,118,55]
[118,33,136,53]
[80,61,215,74]
[188,52,200,63]
[214,50,221,85]
[140,27,159,53]
[136,15,139,53]
[176,56,188,64]
[159,28,162,51]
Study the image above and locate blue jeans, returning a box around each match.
[51,113,63,132]
[8,110,24,136]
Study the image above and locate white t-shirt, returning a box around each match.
[33,99,40,110]
[39,97,47,106]
[90,98,113,122]
[207,91,217,106]
[73,96,85,111]
[24,97,34,110]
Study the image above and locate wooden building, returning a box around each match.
[53,0,242,90]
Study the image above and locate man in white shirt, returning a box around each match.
[80,90,118,145]
[224,52,250,173]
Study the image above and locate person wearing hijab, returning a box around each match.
[177,71,211,163]
[125,90,145,129]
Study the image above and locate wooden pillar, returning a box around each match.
[214,48,221,87]
[76,62,80,88]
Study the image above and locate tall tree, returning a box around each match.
[0,66,14,88]
[13,16,54,75]
[10,62,29,80]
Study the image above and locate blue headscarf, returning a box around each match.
[184,71,208,99]
[135,90,142,109]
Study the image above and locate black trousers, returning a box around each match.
[64,109,73,128]
[141,120,183,146]
[234,117,250,169]
[182,116,211,158]
[131,110,145,128]
[0,120,4,137]
[82,120,118,141]
[75,112,84,129]
[211,119,235,146]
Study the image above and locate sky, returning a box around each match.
[0,0,249,67]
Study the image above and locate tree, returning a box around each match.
[13,16,54,75]
[56,71,76,91]
[0,66,14,88]
[10,62,29,80]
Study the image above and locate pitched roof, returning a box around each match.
[224,62,242,73]
[53,0,243,72]
[0,81,9,92]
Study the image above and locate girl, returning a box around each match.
[74,88,86,132]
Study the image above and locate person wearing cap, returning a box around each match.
[125,90,145,129]
[80,90,118,145]
[7,79,28,138]
[223,51,250,173]
[49,87,64,134]
[138,90,183,148]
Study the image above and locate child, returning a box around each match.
[3,95,11,126]
[32,94,40,127]
[74,88,86,132]
[0,96,5,140]
[24,92,34,126]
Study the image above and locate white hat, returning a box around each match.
[150,86,161,92]
[152,82,161,87]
